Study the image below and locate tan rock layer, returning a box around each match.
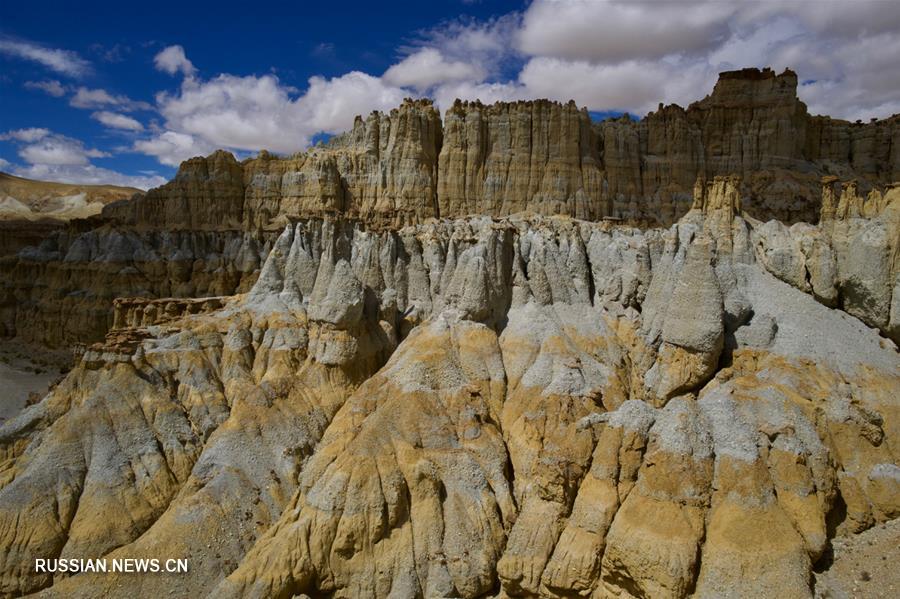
[1,192,898,598]
[104,68,899,232]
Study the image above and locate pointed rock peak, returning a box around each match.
[692,175,742,215]
[836,179,865,219]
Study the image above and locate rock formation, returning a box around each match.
[3,68,899,349]
[0,173,142,257]
[0,173,897,598]
[0,67,898,599]
[100,68,899,233]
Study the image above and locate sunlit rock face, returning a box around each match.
[3,68,899,349]
[0,67,898,599]
[0,174,897,599]
[102,68,900,230]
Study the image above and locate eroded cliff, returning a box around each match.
[101,67,900,230]
[3,68,899,349]
[1,176,897,598]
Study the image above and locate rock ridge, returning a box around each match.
[102,68,900,231]
[0,175,897,598]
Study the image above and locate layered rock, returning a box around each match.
[5,68,899,349]
[0,227,270,345]
[754,179,900,341]
[101,68,900,233]
[1,180,897,597]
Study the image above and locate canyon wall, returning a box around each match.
[103,67,900,230]
[2,67,898,348]
[1,178,897,598]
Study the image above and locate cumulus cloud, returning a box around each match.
[91,111,144,131]
[0,157,10,170]
[133,131,215,167]
[508,0,900,120]
[138,49,407,165]
[517,0,736,63]
[0,38,90,77]
[0,128,52,143]
[18,135,109,166]
[383,48,484,91]
[519,57,719,114]
[154,45,196,77]
[70,87,152,111]
[24,79,66,97]
[1,128,163,189]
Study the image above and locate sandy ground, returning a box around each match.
[0,340,70,422]
[815,518,900,598]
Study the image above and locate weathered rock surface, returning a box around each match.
[754,180,900,341]
[1,174,897,597]
[0,67,898,598]
[0,228,271,345]
[3,68,899,349]
[101,68,900,232]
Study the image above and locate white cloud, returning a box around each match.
[143,61,407,162]
[507,0,900,120]
[24,79,66,97]
[133,131,215,167]
[11,163,166,190]
[295,72,407,135]
[0,38,90,77]
[92,111,144,131]
[18,135,109,166]
[0,128,51,142]
[69,87,151,111]
[519,57,718,114]
[383,48,484,91]
[154,45,196,77]
[1,128,163,190]
[518,0,736,63]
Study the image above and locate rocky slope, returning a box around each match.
[2,68,898,350]
[0,173,142,257]
[0,175,897,598]
[0,173,141,223]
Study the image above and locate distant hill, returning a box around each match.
[0,172,142,222]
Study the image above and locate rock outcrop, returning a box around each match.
[3,68,899,349]
[0,67,898,598]
[1,174,897,597]
[754,179,900,342]
[101,68,900,232]
[0,228,270,345]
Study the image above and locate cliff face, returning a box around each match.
[2,68,899,352]
[438,99,604,220]
[1,180,897,598]
[0,228,270,345]
[102,68,900,231]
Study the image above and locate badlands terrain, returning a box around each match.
[0,173,141,256]
[0,67,897,598]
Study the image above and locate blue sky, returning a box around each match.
[2,0,899,189]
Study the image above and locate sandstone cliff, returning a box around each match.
[0,177,897,598]
[3,68,898,349]
[101,68,900,231]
